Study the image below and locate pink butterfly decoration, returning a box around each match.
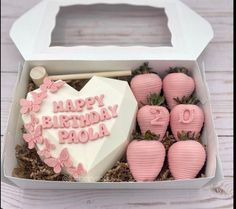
[31,91,47,104]
[37,138,56,158]
[20,99,40,114]
[44,148,73,173]
[24,114,39,132]
[40,77,65,93]
[67,163,87,178]
[23,125,44,149]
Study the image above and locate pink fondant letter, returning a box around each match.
[88,127,99,141]
[59,115,70,128]
[89,111,100,124]
[98,123,110,138]
[53,101,64,113]
[68,130,78,144]
[95,94,105,107]
[42,116,53,129]
[78,130,89,143]
[78,114,91,128]
[100,108,111,121]
[70,115,79,128]
[85,97,95,110]
[75,99,85,112]
[65,99,76,112]
[108,104,118,118]
[52,115,60,128]
[59,130,68,144]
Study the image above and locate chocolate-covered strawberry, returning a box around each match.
[137,93,169,141]
[168,133,206,180]
[130,62,162,107]
[163,67,195,109]
[170,96,204,140]
[127,131,165,181]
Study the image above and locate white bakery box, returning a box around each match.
[1,0,223,189]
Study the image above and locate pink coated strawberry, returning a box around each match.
[137,94,169,141]
[170,102,204,140]
[130,63,162,107]
[168,140,206,180]
[127,131,165,181]
[163,67,195,109]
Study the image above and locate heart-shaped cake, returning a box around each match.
[21,76,138,182]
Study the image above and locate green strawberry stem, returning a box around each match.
[177,131,201,142]
[132,130,160,141]
[167,67,189,75]
[132,62,153,76]
[177,131,206,151]
[174,95,200,105]
[144,130,160,140]
[146,93,165,106]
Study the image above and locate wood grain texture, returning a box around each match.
[1,0,233,208]
[1,178,233,209]
[50,4,172,47]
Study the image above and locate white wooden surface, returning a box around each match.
[1,0,233,208]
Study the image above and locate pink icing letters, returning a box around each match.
[79,130,89,143]
[108,104,118,118]
[59,130,68,144]
[98,123,110,138]
[68,130,78,144]
[85,97,95,110]
[59,127,109,144]
[88,127,99,141]
[78,114,91,128]
[65,99,76,112]
[100,108,111,121]
[53,101,64,113]
[95,94,105,107]
[42,116,53,129]
[21,91,121,149]
[89,111,101,124]
[70,115,79,128]
[75,99,85,112]
[52,115,60,128]
[59,115,70,128]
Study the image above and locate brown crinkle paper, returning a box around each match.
[13,144,76,181]
[99,161,135,182]
[13,78,205,182]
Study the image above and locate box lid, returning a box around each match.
[10,0,213,61]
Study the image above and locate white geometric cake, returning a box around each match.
[21,76,138,182]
